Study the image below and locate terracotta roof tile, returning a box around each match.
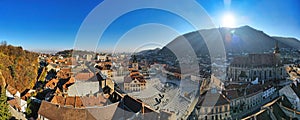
[7,99,21,111]
[38,101,119,120]
[75,72,94,81]
[223,90,239,100]
[50,94,108,108]
[51,96,65,106]
[200,91,230,107]
[45,78,59,89]
[65,96,75,107]
[75,96,84,108]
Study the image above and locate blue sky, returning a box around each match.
[0,0,299,52]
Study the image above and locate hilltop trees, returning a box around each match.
[0,41,7,46]
[0,44,39,119]
[0,44,39,93]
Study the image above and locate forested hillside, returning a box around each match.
[0,43,39,93]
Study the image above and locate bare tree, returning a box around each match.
[0,40,7,46]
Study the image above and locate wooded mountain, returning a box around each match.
[159,25,300,57]
[0,44,39,93]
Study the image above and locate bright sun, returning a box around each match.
[222,13,235,28]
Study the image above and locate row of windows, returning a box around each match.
[130,84,145,87]
[125,88,141,91]
[124,83,145,87]
[203,106,229,114]
[229,68,285,81]
[203,113,229,120]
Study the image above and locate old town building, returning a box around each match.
[198,89,231,120]
[124,55,147,92]
[227,42,287,82]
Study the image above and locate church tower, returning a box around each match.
[132,55,139,71]
[273,40,280,55]
[273,40,281,81]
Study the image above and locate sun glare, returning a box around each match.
[222,13,235,28]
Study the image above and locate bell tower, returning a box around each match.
[273,40,280,55]
[132,55,139,71]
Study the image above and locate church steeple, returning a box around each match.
[131,55,139,70]
[274,40,280,54]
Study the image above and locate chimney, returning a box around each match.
[89,91,93,97]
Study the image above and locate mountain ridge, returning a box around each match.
[159,25,300,57]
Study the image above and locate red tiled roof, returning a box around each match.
[61,67,71,73]
[124,75,146,84]
[136,77,146,83]
[38,101,88,120]
[38,101,119,120]
[65,96,76,107]
[51,96,65,106]
[223,90,239,100]
[75,96,84,108]
[75,72,94,81]
[7,99,21,111]
[200,91,230,107]
[50,94,108,108]
[45,78,59,89]
[57,71,70,79]
[81,95,107,107]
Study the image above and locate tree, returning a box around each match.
[0,45,39,93]
[0,87,11,119]
[38,67,47,82]
[0,41,7,46]
[25,98,32,118]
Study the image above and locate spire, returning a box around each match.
[131,55,139,71]
[274,40,280,54]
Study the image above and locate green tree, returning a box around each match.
[25,98,32,117]
[0,87,11,119]
[38,67,47,82]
